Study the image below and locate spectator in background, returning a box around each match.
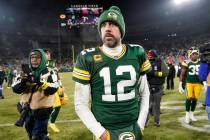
[0,65,5,99]
[7,67,14,88]
[166,59,176,90]
[146,50,168,127]
[44,49,67,133]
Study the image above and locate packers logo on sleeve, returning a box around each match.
[119,132,135,140]
[93,55,103,63]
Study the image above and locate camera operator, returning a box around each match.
[199,43,210,122]
[12,49,59,140]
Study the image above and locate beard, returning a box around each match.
[102,34,120,48]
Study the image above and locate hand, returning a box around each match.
[20,71,28,82]
[100,130,109,140]
[140,128,144,136]
[155,72,163,77]
[178,82,185,94]
[203,81,207,93]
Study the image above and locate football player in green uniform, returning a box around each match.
[179,47,202,124]
[73,6,151,140]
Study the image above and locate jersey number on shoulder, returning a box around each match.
[188,65,200,75]
[99,65,136,102]
[81,48,95,55]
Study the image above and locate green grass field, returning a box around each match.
[0,72,210,140]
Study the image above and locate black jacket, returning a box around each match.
[147,58,169,86]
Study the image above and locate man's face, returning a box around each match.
[100,21,121,48]
[30,54,41,68]
[190,52,199,61]
[45,51,51,61]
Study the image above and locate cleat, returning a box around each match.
[154,122,160,127]
[189,111,197,121]
[185,112,190,124]
[48,123,60,133]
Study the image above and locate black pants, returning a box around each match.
[146,86,163,125]
[25,107,53,140]
[167,76,174,90]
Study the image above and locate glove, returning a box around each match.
[38,82,49,90]
[155,72,163,77]
[179,82,185,94]
[203,81,207,93]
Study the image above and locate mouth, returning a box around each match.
[105,33,114,38]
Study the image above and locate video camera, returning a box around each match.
[21,64,35,83]
[199,44,210,64]
[15,102,30,127]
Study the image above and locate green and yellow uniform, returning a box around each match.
[182,60,202,99]
[73,44,151,139]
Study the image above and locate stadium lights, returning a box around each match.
[173,0,192,5]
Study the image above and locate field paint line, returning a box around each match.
[161,110,203,116]
[161,101,184,105]
[0,119,81,127]
[161,101,203,110]
[178,115,210,133]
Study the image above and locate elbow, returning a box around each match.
[12,86,23,94]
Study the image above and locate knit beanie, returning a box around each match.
[98,6,125,38]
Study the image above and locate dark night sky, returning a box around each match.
[0,0,210,38]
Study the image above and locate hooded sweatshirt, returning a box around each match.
[12,49,59,109]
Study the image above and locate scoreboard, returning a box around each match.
[60,5,103,28]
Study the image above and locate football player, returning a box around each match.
[179,47,202,124]
[73,6,151,140]
[44,49,64,133]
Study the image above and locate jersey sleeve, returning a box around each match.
[139,47,151,74]
[72,53,91,84]
[182,60,189,68]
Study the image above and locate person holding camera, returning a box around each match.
[12,49,59,140]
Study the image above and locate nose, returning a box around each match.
[103,23,112,31]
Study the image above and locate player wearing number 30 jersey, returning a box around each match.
[73,6,151,140]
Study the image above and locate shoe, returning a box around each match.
[189,111,197,121]
[48,123,60,133]
[154,122,160,127]
[185,112,190,124]
[0,96,4,99]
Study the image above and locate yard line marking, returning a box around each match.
[0,119,81,127]
[178,115,210,133]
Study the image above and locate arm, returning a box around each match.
[137,74,150,129]
[160,59,169,77]
[199,63,209,82]
[179,67,186,82]
[40,71,59,95]
[12,74,27,94]
[74,82,105,138]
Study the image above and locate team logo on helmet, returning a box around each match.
[107,12,117,20]
[188,47,199,58]
[119,132,135,140]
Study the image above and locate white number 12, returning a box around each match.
[99,65,136,102]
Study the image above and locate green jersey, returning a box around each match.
[182,60,201,83]
[73,44,151,130]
